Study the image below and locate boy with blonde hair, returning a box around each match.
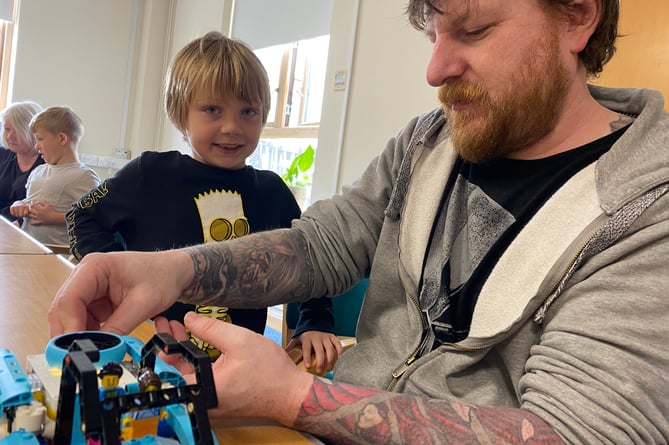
[67,32,341,373]
[10,106,100,245]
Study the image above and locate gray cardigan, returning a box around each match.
[295,85,669,444]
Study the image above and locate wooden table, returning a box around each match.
[0,216,51,254]
[0,254,74,356]
[0,247,319,443]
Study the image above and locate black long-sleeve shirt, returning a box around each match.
[67,150,333,336]
[0,146,45,223]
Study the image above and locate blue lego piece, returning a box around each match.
[45,332,127,368]
[0,350,32,410]
[164,404,196,445]
[122,436,170,445]
[0,431,42,445]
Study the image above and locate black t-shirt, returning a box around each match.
[0,147,45,222]
[418,127,629,351]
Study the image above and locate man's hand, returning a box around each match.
[181,313,314,424]
[48,250,193,336]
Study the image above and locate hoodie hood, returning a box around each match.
[590,85,669,213]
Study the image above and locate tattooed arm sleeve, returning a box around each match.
[293,378,565,445]
[180,228,314,309]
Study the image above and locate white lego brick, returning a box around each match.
[25,354,139,416]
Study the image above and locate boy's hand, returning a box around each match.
[26,201,61,225]
[9,201,29,217]
[285,331,343,375]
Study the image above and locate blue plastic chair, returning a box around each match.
[282,278,368,346]
[282,279,368,378]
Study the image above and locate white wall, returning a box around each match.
[158,0,230,154]
[312,0,437,200]
[10,0,174,178]
[310,0,359,201]
[124,0,173,156]
[9,0,437,189]
[11,0,136,157]
[232,0,332,50]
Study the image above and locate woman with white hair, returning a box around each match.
[0,101,44,223]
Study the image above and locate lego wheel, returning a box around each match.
[45,331,126,368]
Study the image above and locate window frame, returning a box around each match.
[0,18,15,109]
[260,39,324,140]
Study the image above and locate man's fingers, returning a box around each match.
[184,312,250,352]
[102,299,155,335]
[50,258,147,336]
[154,316,190,342]
[49,287,98,335]
[48,315,65,338]
[153,316,170,334]
[169,320,190,341]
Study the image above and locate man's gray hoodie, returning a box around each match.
[294,85,669,444]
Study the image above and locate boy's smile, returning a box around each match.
[186,94,263,170]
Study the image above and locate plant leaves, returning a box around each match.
[295,145,315,172]
[282,145,315,186]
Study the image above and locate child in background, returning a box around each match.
[67,32,342,374]
[10,106,100,245]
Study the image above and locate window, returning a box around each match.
[257,35,328,135]
[0,20,14,109]
[248,35,329,207]
[0,0,16,109]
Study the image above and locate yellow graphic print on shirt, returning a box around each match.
[191,189,250,360]
[196,189,250,243]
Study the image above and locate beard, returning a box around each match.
[437,28,570,164]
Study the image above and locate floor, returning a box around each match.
[263,304,283,346]
[263,325,282,346]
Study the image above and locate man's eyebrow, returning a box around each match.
[425,7,471,33]
[450,8,470,28]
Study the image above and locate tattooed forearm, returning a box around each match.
[181,228,313,308]
[609,113,634,132]
[293,379,565,445]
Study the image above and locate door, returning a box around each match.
[592,0,669,110]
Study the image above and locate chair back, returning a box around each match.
[285,279,368,337]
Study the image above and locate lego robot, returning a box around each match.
[1,332,218,445]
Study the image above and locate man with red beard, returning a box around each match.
[50,0,669,444]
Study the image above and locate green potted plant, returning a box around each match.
[281,145,315,208]
[281,145,315,187]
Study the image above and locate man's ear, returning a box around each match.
[562,0,602,54]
